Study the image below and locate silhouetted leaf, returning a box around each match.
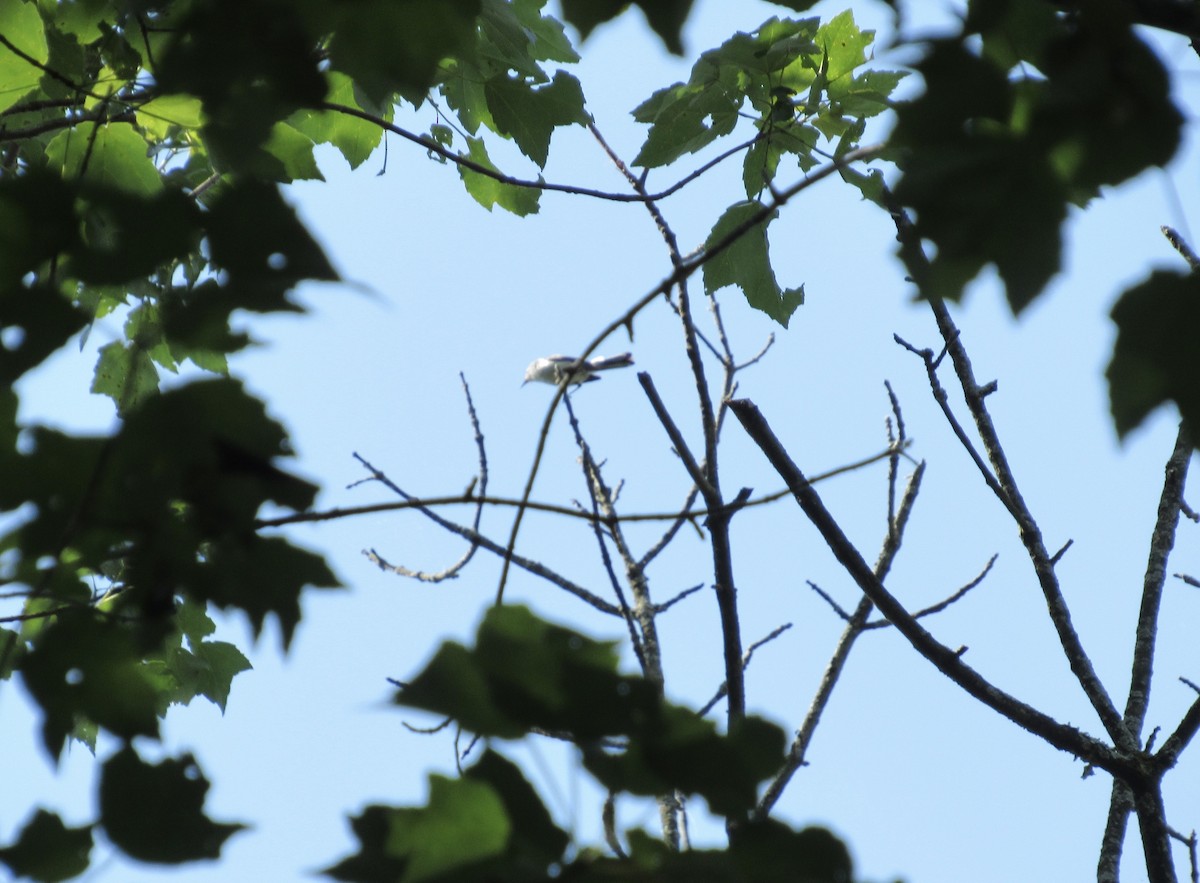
[20,611,161,760]
[99,746,245,863]
[1108,271,1200,439]
[328,0,482,103]
[559,0,693,54]
[0,809,93,882]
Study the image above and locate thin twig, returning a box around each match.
[562,393,648,673]
[257,441,904,530]
[864,553,996,629]
[697,623,793,717]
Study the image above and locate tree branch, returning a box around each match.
[1125,425,1192,734]
[729,397,1132,776]
[885,188,1134,753]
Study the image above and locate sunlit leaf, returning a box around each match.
[457,137,541,215]
[704,201,803,327]
[45,123,161,196]
[0,0,48,114]
[484,70,588,168]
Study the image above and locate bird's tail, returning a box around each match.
[589,353,634,371]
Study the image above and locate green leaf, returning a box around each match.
[194,536,341,649]
[399,606,787,818]
[262,121,324,182]
[398,604,655,739]
[703,201,803,327]
[99,746,245,863]
[730,821,853,882]
[0,626,21,680]
[0,809,93,882]
[632,78,739,169]
[186,639,252,710]
[631,16,832,170]
[53,0,110,43]
[464,751,569,867]
[91,339,159,412]
[288,72,386,170]
[1030,11,1181,190]
[19,611,161,760]
[45,123,161,196]
[136,93,205,140]
[176,596,217,643]
[326,754,566,883]
[457,137,541,216]
[390,776,510,882]
[323,807,411,882]
[397,642,526,738]
[508,0,579,65]
[815,10,872,82]
[1107,271,1200,439]
[484,70,588,168]
[584,709,786,817]
[0,0,48,115]
[827,68,905,118]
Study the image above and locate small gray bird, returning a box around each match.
[523,352,634,386]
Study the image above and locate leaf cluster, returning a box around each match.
[328,606,852,883]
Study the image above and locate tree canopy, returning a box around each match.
[2,0,1199,881]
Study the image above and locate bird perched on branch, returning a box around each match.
[523,353,634,386]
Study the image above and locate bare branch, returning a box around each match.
[1154,683,1200,771]
[1168,828,1199,883]
[1099,780,1134,883]
[730,397,1131,777]
[1163,225,1200,270]
[1125,424,1193,736]
[638,372,716,497]
[562,393,648,674]
[757,457,925,818]
[257,440,904,532]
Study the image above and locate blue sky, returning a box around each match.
[5,1,1200,881]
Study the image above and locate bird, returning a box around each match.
[523,352,634,386]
